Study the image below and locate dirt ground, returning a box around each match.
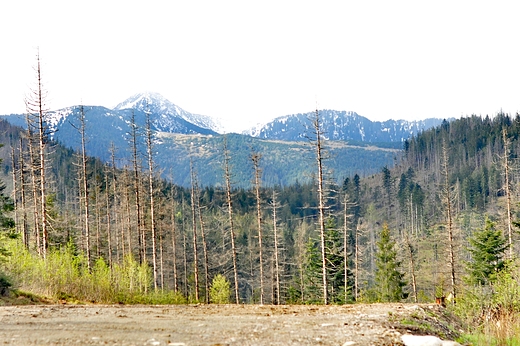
[0,303,465,345]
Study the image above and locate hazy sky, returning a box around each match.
[1,1,519,132]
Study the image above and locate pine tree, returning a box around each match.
[465,217,507,285]
[374,224,407,302]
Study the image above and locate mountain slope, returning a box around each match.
[246,110,446,142]
[114,92,223,133]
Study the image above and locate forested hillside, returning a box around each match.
[2,108,520,342]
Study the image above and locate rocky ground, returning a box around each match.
[0,303,466,345]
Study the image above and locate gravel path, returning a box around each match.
[0,303,463,345]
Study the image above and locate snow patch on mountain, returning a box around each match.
[115,92,223,133]
[245,110,446,143]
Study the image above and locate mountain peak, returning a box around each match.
[114,91,169,111]
[113,92,223,133]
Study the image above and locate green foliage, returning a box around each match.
[465,218,508,286]
[209,274,231,304]
[302,218,349,304]
[373,224,407,302]
[2,238,185,304]
[454,262,520,344]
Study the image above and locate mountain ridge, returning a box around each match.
[245,110,447,142]
[0,92,446,187]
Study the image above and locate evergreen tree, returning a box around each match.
[465,217,508,285]
[303,218,346,303]
[374,224,407,302]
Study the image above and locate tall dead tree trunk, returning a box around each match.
[194,177,210,304]
[17,139,29,248]
[405,235,418,303]
[122,168,133,258]
[354,221,360,301]
[129,111,144,263]
[72,105,91,269]
[271,190,281,305]
[442,139,457,301]
[223,137,240,304]
[10,146,19,238]
[311,109,328,305]
[189,159,200,301]
[24,51,49,257]
[342,193,352,303]
[502,128,514,258]
[104,170,113,267]
[251,152,265,304]
[145,111,158,291]
[170,184,179,293]
[25,108,39,253]
[109,143,121,261]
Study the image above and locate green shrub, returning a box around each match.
[210,274,231,304]
[2,238,187,305]
[453,262,520,344]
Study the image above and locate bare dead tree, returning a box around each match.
[109,143,122,261]
[170,181,179,292]
[271,190,281,305]
[354,220,360,301]
[189,159,200,301]
[223,136,240,304]
[24,50,50,257]
[10,145,19,237]
[342,192,354,303]
[441,139,457,300]
[70,105,92,269]
[311,109,328,305]
[104,170,113,267]
[145,110,158,291]
[405,234,418,303]
[251,152,265,304]
[25,96,41,255]
[502,128,514,259]
[128,111,144,263]
[193,173,210,304]
[122,168,133,258]
[17,138,29,248]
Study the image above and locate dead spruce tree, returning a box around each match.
[145,110,158,291]
[128,111,145,263]
[311,109,329,305]
[271,190,281,305]
[223,137,239,304]
[501,128,514,258]
[189,158,200,301]
[193,171,210,304]
[441,138,457,301]
[251,152,265,304]
[24,50,50,258]
[71,105,92,269]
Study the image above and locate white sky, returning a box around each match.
[1,1,519,132]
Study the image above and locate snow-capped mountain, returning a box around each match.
[115,92,223,133]
[245,110,446,142]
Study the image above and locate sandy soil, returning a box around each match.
[0,303,464,345]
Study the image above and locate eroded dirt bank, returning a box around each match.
[0,303,464,345]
